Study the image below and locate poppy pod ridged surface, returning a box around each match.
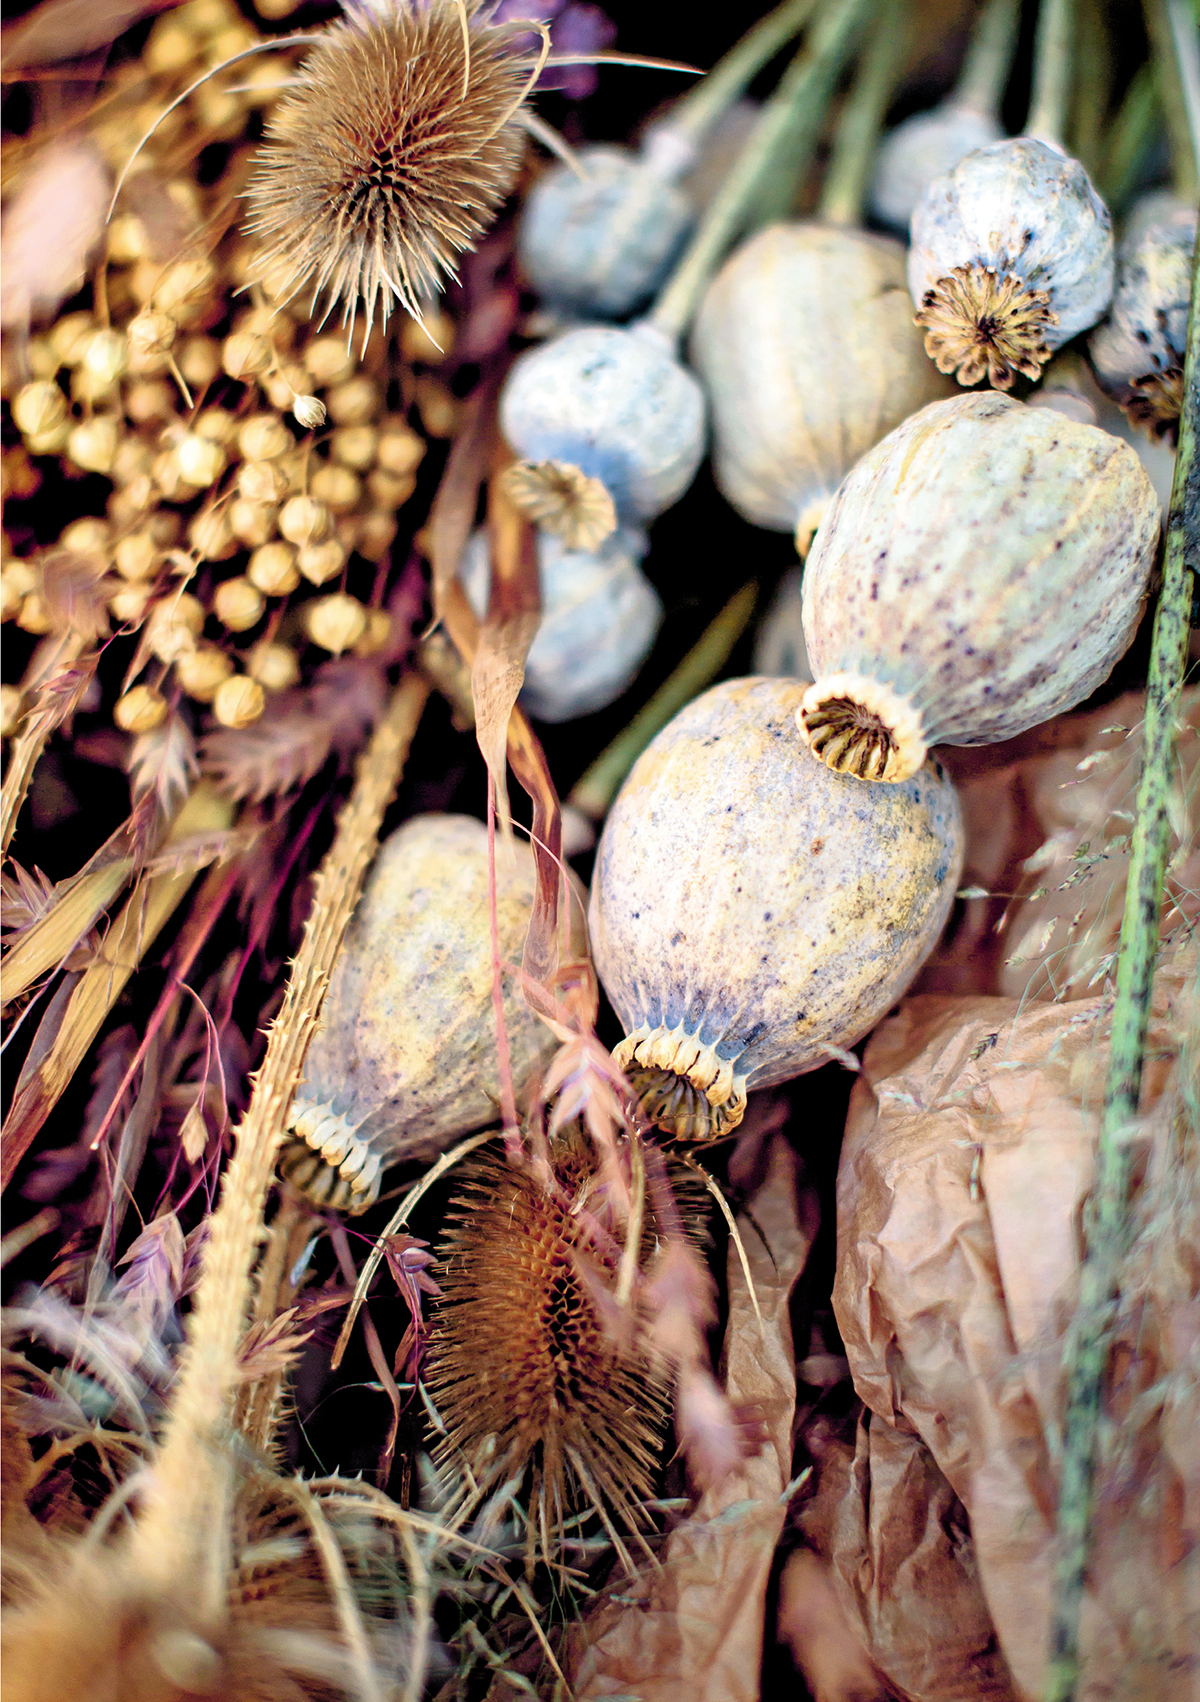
[797,391,1160,783]
[283,814,585,1211]
[589,677,963,1141]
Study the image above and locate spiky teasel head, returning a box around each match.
[914,262,1057,391]
[243,0,533,342]
[425,1128,704,1571]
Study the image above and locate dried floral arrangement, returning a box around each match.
[1,0,1197,1698]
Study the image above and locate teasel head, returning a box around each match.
[242,0,538,342]
[425,1128,702,1573]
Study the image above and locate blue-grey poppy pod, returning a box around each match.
[1089,193,1197,438]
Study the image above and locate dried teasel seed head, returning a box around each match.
[248,539,301,595]
[242,0,529,338]
[500,458,618,550]
[0,684,23,737]
[222,331,273,380]
[212,673,266,728]
[247,638,300,690]
[292,393,327,429]
[67,416,120,475]
[13,381,68,438]
[114,531,160,581]
[230,498,278,547]
[238,413,291,461]
[310,463,360,513]
[296,537,346,585]
[175,642,234,701]
[147,592,205,661]
[305,591,366,652]
[213,576,266,631]
[115,683,168,731]
[175,433,227,487]
[279,494,331,546]
[914,263,1058,391]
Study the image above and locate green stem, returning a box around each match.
[1026,0,1074,145]
[1098,59,1160,215]
[646,0,874,344]
[1143,0,1200,196]
[819,1,908,226]
[953,0,1020,117]
[667,0,821,145]
[1070,0,1112,180]
[567,584,757,820]
[1043,223,1199,1702]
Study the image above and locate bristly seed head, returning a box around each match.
[915,262,1058,391]
[1124,366,1185,441]
[243,0,532,344]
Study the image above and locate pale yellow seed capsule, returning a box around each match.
[1,562,37,620]
[71,365,121,405]
[125,378,175,426]
[175,433,226,487]
[114,531,160,581]
[352,608,392,656]
[247,639,300,690]
[356,511,397,563]
[49,312,96,367]
[144,18,195,74]
[147,592,205,661]
[176,643,234,702]
[401,309,455,364]
[195,407,238,445]
[212,673,266,729]
[149,510,182,547]
[153,450,197,502]
[61,517,111,555]
[248,540,300,595]
[279,495,331,546]
[0,684,23,738]
[176,0,236,32]
[82,328,130,387]
[263,362,309,412]
[154,258,216,317]
[331,425,378,470]
[189,507,238,562]
[255,0,303,21]
[17,593,55,635]
[238,459,291,504]
[239,54,290,104]
[193,83,241,136]
[376,422,426,477]
[223,332,272,381]
[415,377,460,438]
[327,376,379,425]
[109,583,154,622]
[208,21,257,61]
[67,416,120,475]
[238,414,291,461]
[128,309,177,358]
[25,338,58,380]
[367,468,417,511]
[306,592,367,653]
[213,576,265,631]
[310,463,360,513]
[107,214,151,265]
[230,498,277,547]
[297,537,346,585]
[13,381,67,438]
[335,513,362,552]
[111,436,155,486]
[292,393,327,429]
[109,476,156,526]
[178,336,222,389]
[24,423,71,456]
[303,337,355,385]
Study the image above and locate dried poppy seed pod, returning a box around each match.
[517,143,694,320]
[284,813,586,1210]
[499,324,705,540]
[1089,194,1197,439]
[798,392,1159,782]
[909,138,1113,390]
[460,525,662,722]
[690,223,953,552]
[590,677,963,1140]
[869,105,1002,232]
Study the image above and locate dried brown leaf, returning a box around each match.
[0,138,110,329]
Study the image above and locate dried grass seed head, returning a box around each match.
[243,0,534,342]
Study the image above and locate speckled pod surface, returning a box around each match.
[589,677,963,1139]
[286,814,584,1208]
[690,224,951,548]
[459,524,662,722]
[500,324,706,524]
[799,392,1159,780]
[517,145,693,320]
[868,104,1002,233]
[1089,194,1197,429]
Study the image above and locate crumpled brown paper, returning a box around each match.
[832,949,1197,1701]
[566,1136,814,1701]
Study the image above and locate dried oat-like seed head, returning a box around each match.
[242,0,530,339]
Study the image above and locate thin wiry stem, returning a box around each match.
[1026,0,1075,145]
[818,0,907,227]
[1044,222,1198,1702]
[954,0,1020,116]
[1143,0,1200,195]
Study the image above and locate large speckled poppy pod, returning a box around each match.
[281,814,586,1211]
[589,677,963,1141]
[797,391,1160,784]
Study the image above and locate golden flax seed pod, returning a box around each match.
[175,432,227,488]
[125,378,175,426]
[212,673,265,728]
[16,593,54,635]
[326,376,378,425]
[61,517,110,555]
[237,413,291,461]
[248,540,300,596]
[81,328,130,389]
[246,639,300,690]
[304,592,365,652]
[178,336,222,390]
[238,459,292,505]
[67,416,120,475]
[331,425,378,470]
[114,684,168,731]
[351,608,391,656]
[278,495,331,546]
[1,562,37,621]
[213,577,266,632]
[127,308,177,363]
[301,337,356,386]
[366,468,415,511]
[376,421,426,477]
[175,643,234,702]
[0,685,22,737]
[109,583,155,623]
[296,538,345,586]
[195,407,239,446]
[111,436,155,487]
[355,511,397,563]
[309,463,360,513]
[114,531,160,581]
[146,592,205,662]
[13,382,68,438]
[230,498,277,547]
[189,506,238,562]
[154,257,217,321]
[222,332,273,382]
[48,312,96,367]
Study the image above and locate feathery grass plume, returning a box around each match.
[427,1126,707,1573]
[243,0,537,343]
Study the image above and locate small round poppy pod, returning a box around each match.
[752,566,811,682]
[689,223,953,552]
[517,144,694,321]
[797,392,1159,783]
[909,137,1113,390]
[589,677,963,1141]
[284,813,586,1211]
[499,323,706,542]
[1089,194,1197,440]
[869,105,1002,233]
[458,524,662,722]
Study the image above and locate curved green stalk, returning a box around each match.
[954,0,1020,116]
[819,1,908,227]
[1098,59,1161,215]
[1044,223,1199,1702]
[1026,0,1075,145]
[667,0,821,145]
[1143,0,1200,195]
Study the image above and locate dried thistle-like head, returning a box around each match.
[499,458,618,550]
[915,262,1057,391]
[244,0,532,341]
